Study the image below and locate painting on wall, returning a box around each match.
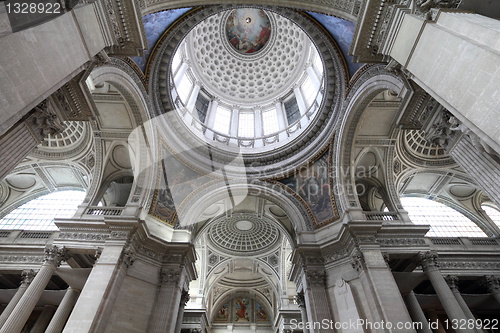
[214,303,229,322]
[234,297,250,322]
[149,142,212,226]
[277,148,339,228]
[255,302,268,321]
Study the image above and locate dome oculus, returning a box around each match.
[226,9,271,54]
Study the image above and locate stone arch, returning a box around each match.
[335,65,405,214]
[86,58,157,215]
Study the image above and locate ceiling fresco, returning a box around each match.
[132,7,363,78]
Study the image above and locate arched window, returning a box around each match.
[482,204,500,228]
[401,197,487,237]
[0,190,86,231]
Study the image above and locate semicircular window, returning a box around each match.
[0,190,85,231]
[401,197,487,237]
[482,204,500,228]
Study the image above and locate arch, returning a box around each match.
[176,179,314,241]
[87,58,157,216]
[335,65,405,213]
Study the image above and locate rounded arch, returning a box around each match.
[335,65,405,213]
[87,58,157,215]
[176,179,314,242]
[209,288,275,325]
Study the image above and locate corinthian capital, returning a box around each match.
[44,245,70,267]
[20,269,36,286]
[417,251,439,272]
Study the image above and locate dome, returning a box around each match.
[150,6,346,177]
[208,213,280,256]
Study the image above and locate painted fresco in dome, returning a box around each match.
[226,9,271,54]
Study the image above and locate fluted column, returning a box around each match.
[0,246,69,333]
[148,266,187,333]
[45,287,80,333]
[445,276,483,333]
[404,291,433,333]
[303,270,334,333]
[425,309,446,333]
[418,252,474,333]
[295,292,308,333]
[31,305,56,333]
[174,289,190,333]
[0,269,36,328]
[484,276,500,305]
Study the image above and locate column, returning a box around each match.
[0,246,69,333]
[31,305,56,333]
[445,276,484,333]
[448,135,500,209]
[148,266,187,333]
[293,85,308,129]
[306,65,321,91]
[205,98,219,140]
[303,270,334,333]
[275,100,287,142]
[417,252,474,333]
[0,269,36,327]
[45,287,80,333]
[404,291,433,333]
[173,62,188,88]
[484,275,500,305]
[295,292,308,333]
[185,82,201,113]
[174,289,190,333]
[425,309,446,333]
[254,107,263,138]
[229,107,239,138]
[63,241,132,333]
[352,248,415,331]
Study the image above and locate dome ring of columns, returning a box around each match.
[148,5,347,178]
[176,179,313,238]
[335,65,405,212]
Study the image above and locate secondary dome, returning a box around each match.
[225,8,271,55]
[208,214,280,255]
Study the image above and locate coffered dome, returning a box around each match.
[149,6,347,177]
[208,214,280,256]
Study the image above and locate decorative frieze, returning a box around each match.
[58,232,110,241]
[439,261,500,270]
[376,238,426,246]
